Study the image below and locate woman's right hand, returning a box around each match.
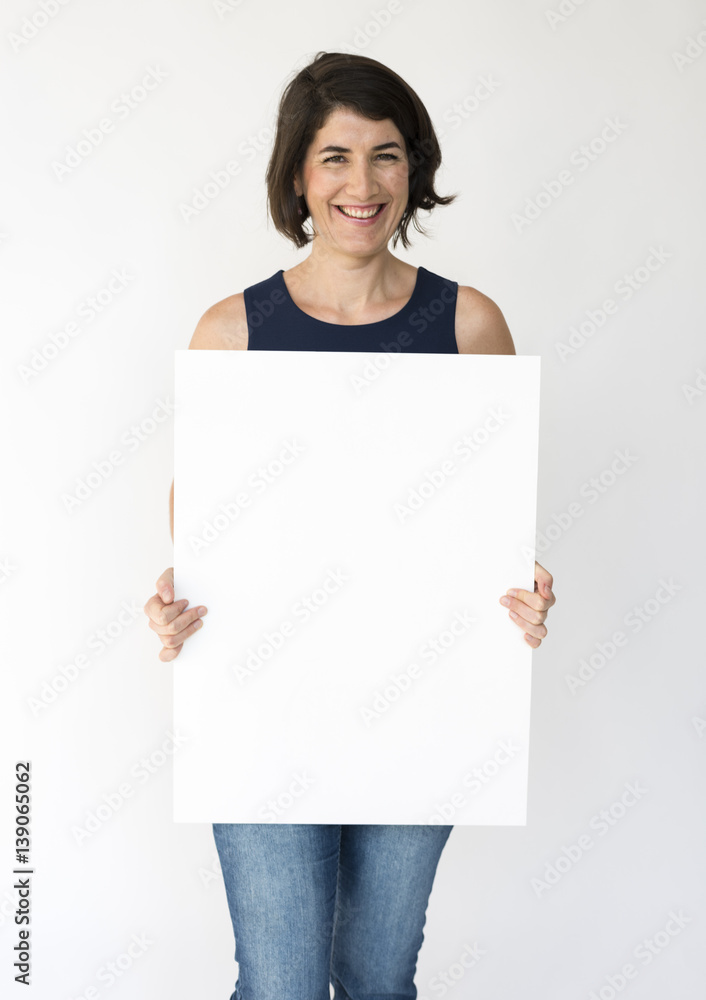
[143,567,207,662]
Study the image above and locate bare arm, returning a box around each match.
[455,285,516,355]
[455,285,555,646]
[144,297,246,660]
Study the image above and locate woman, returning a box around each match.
[144,51,556,1000]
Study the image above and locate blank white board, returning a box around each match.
[173,350,540,824]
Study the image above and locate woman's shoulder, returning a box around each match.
[187,292,249,351]
[454,284,516,355]
[185,275,516,355]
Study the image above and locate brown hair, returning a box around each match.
[265,51,457,250]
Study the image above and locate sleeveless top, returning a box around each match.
[243,265,459,353]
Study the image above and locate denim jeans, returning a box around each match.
[212,823,454,1000]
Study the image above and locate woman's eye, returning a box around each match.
[322,153,399,163]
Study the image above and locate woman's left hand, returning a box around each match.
[499,561,556,649]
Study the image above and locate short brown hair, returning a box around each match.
[265,51,457,250]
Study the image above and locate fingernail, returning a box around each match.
[507,589,517,597]
[160,588,171,602]
[500,597,510,606]
[194,620,203,630]
[198,607,208,616]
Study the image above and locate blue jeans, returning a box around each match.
[212,823,454,1000]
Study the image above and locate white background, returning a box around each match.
[2,0,704,997]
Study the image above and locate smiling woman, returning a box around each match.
[265,51,456,254]
[143,48,555,1000]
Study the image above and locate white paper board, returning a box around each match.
[173,351,540,824]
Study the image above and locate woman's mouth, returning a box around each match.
[334,203,388,224]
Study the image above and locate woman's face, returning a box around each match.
[293,106,410,259]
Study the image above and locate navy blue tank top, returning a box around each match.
[243,266,459,353]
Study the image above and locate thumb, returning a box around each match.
[534,561,553,598]
[157,567,175,604]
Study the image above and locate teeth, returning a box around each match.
[337,205,383,219]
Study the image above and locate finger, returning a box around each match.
[507,610,547,640]
[155,567,175,604]
[148,604,205,638]
[500,590,549,621]
[152,613,205,650]
[534,561,555,603]
[144,594,190,627]
[159,642,182,662]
